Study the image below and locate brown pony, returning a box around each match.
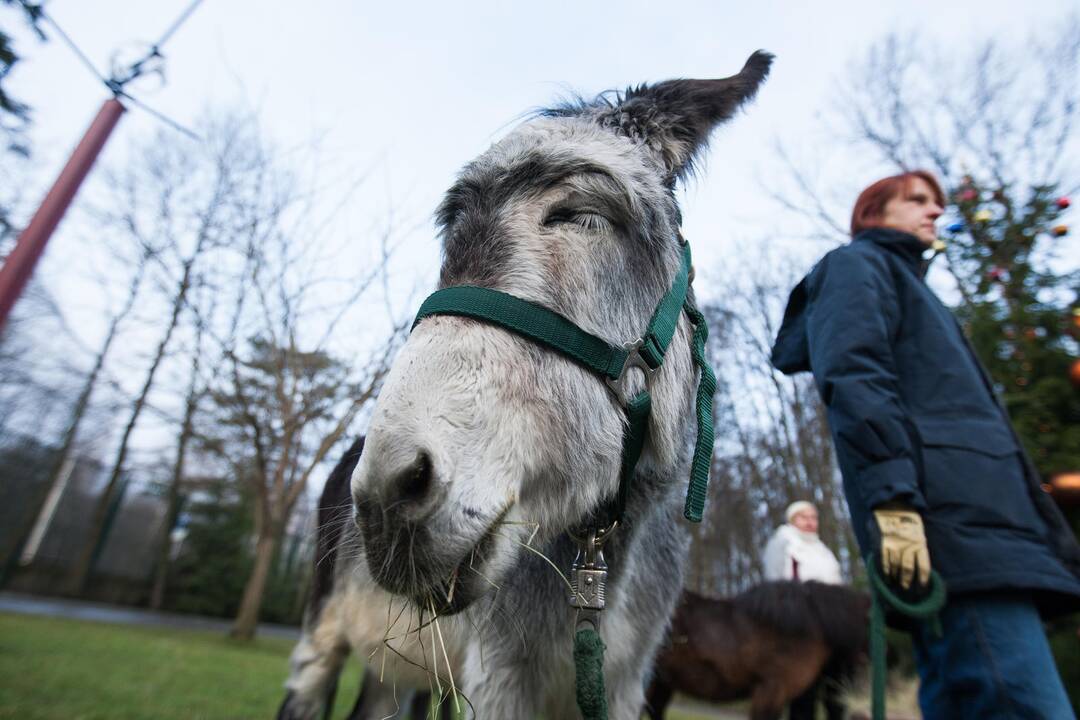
[645,581,869,720]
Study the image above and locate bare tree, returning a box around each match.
[65,116,277,596]
[686,250,856,596]
[201,214,403,639]
[2,241,153,588]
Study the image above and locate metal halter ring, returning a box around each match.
[604,338,656,404]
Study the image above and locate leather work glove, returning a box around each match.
[873,505,931,590]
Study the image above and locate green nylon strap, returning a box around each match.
[640,244,692,369]
[864,556,947,720]
[682,301,716,522]
[413,286,628,380]
[573,627,608,720]
[612,391,652,522]
[411,241,715,527]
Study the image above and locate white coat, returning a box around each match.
[762,524,842,584]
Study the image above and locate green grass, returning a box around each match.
[0,612,362,720]
[0,612,721,719]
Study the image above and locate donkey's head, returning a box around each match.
[353,53,772,613]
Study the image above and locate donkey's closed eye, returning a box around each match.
[543,208,612,233]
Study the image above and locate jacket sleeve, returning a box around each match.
[805,248,926,512]
[762,531,793,581]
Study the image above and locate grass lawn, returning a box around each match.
[0,612,362,720]
[0,612,722,719]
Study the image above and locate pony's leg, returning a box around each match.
[278,607,351,720]
[787,679,818,720]
[749,682,786,720]
[643,675,673,720]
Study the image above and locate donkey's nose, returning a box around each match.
[385,451,438,517]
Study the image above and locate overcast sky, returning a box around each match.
[3,0,1078,494]
[6,0,1077,298]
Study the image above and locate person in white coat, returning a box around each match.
[764,505,846,716]
[762,501,845,720]
[763,500,842,584]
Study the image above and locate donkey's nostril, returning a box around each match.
[397,451,434,507]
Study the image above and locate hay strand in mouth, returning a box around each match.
[431,599,462,716]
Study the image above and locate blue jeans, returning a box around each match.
[913,594,1075,719]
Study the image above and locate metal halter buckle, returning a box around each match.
[568,522,617,631]
[605,338,656,404]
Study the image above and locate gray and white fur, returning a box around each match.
[349,53,771,720]
[278,437,461,720]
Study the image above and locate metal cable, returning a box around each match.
[17,0,205,141]
[20,1,108,85]
[153,0,206,50]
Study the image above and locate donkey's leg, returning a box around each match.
[643,675,674,720]
[344,668,418,720]
[460,638,540,720]
[278,598,351,720]
[277,634,350,720]
[406,689,432,719]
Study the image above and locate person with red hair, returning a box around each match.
[771,171,1080,718]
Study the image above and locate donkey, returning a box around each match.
[351,53,773,719]
[278,437,461,720]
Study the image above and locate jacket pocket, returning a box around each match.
[912,417,1018,457]
[912,417,1041,532]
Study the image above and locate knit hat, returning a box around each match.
[785,500,816,523]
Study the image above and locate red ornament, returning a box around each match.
[1071,358,1080,388]
[1056,196,1071,210]
[1051,224,1069,237]
[988,267,1006,282]
[959,188,978,201]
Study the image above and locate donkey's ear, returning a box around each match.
[603,51,773,181]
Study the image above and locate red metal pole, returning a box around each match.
[0,97,126,330]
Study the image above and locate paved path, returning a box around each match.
[0,590,301,640]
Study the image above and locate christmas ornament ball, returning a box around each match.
[1051,224,1069,237]
[946,222,965,233]
[974,209,993,222]
[1071,358,1080,388]
[1056,196,1071,210]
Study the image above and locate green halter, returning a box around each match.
[413,240,717,524]
[413,238,716,720]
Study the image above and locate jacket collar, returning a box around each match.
[853,226,929,275]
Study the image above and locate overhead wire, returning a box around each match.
[153,0,205,50]
[15,0,206,141]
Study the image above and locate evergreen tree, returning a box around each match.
[942,176,1080,477]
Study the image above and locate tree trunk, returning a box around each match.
[65,260,194,597]
[148,332,203,610]
[2,260,146,588]
[231,530,279,640]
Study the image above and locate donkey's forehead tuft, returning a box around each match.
[437,117,664,231]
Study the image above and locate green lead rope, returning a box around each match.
[864,556,947,720]
[573,628,608,720]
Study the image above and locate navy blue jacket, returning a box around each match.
[771,227,1080,615]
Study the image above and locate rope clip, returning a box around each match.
[568,523,617,628]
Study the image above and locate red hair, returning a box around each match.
[850,170,945,236]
